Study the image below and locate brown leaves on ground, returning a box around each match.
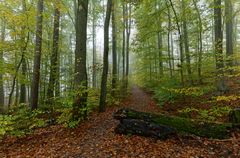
[0,86,240,158]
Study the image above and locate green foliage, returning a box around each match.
[0,115,14,137]
[151,78,213,106]
[179,106,232,121]
[0,104,50,138]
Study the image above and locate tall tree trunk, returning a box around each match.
[30,0,44,110]
[99,0,112,113]
[167,4,173,77]
[225,0,233,67]
[20,0,28,104]
[73,0,89,119]
[171,29,175,72]
[193,0,203,84]
[157,32,163,77]
[125,3,131,89]
[122,2,126,82]
[0,20,5,108]
[182,0,192,85]
[47,4,60,103]
[121,2,126,97]
[169,0,184,85]
[112,0,117,96]
[92,0,97,88]
[214,0,227,93]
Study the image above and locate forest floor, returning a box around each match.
[0,86,240,158]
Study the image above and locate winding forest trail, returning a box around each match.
[0,86,239,158]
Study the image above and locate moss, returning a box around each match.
[123,109,232,139]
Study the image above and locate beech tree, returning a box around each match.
[214,0,227,93]
[30,0,44,110]
[47,3,61,103]
[225,0,233,67]
[72,0,89,119]
[0,19,5,108]
[99,0,112,112]
[112,0,117,96]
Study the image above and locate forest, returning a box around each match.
[0,0,240,157]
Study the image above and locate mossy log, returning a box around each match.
[114,108,233,139]
[115,119,177,139]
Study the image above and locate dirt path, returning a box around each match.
[0,86,239,157]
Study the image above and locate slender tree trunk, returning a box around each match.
[214,0,227,93]
[92,0,97,88]
[0,19,5,108]
[122,2,126,82]
[47,5,60,102]
[225,0,233,67]
[73,0,89,119]
[126,3,131,89]
[169,0,184,85]
[167,5,173,77]
[30,0,44,110]
[121,2,126,97]
[112,0,117,96]
[20,56,27,103]
[171,30,175,72]
[193,0,203,84]
[8,42,29,107]
[99,0,112,113]
[15,79,19,105]
[182,0,192,85]
[20,0,28,104]
[157,32,163,77]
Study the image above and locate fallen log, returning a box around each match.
[114,108,233,139]
[115,119,177,139]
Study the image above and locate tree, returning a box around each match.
[99,0,112,113]
[182,0,193,85]
[0,19,5,108]
[225,0,233,67]
[91,0,97,88]
[192,0,203,84]
[72,0,89,119]
[112,0,117,96]
[20,0,28,104]
[47,3,61,103]
[122,2,126,85]
[30,0,44,110]
[169,0,184,85]
[214,0,227,93]
[125,3,131,89]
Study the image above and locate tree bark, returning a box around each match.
[73,0,89,119]
[92,0,97,88]
[125,3,131,89]
[30,0,44,110]
[169,0,184,85]
[157,32,163,77]
[167,4,173,77]
[121,2,126,97]
[112,0,117,96]
[182,0,193,85]
[214,0,227,93]
[0,19,5,108]
[225,0,233,67]
[47,4,60,103]
[20,0,28,104]
[99,0,112,113]
[192,0,203,84]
